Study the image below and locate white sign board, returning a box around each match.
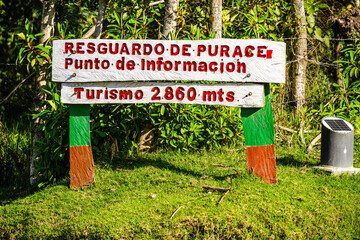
[52,39,286,83]
[61,82,265,108]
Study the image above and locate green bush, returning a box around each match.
[0,124,30,187]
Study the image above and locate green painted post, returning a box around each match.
[69,105,95,188]
[241,84,276,184]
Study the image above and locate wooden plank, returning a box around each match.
[245,145,276,184]
[241,84,276,184]
[52,39,286,83]
[70,145,95,188]
[69,105,94,188]
[61,82,265,108]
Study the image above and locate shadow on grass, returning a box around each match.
[103,155,205,178]
[277,154,320,167]
[0,177,70,206]
[99,153,244,181]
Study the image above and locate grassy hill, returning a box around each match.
[1,145,360,239]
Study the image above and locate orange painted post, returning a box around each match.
[241,84,276,184]
[69,105,95,188]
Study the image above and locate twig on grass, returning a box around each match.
[170,206,183,219]
[217,190,231,205]
[202,185,231,192]
[217,175,233,205]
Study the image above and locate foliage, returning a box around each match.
[0,125,30,187]
[32,81,69,184]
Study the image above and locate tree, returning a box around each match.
[30,0,58,185]
[211,0,222,38]
[293,0,307,113]
[163,0,179,39]
[94,0,108,39]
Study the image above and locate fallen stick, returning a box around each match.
[170,206,183,219]
[218,190,231,205]
[307,133,321,154]
[202,185,231,192]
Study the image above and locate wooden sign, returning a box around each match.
[61,82,265,108]
[52,38,286,188]
[52,39,286,83]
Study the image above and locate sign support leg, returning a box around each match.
[241,84,276,184]
[69,105,95,188]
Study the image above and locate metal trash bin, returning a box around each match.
[321,116,354,167]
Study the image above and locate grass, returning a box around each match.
[1,145,360,239]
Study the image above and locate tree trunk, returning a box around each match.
[162,0,180,39]
[94,0,108,39]
[30,0,57,185]
[293,0,307,113]
[211,0,222,39]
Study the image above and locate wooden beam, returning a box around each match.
[241,84,276,184]
[69,105,95,188]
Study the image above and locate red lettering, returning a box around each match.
[266,50,273,59]
[257,46,267,58]
[94,58,100,69]
[119,43,129,55]
[170,44,180,56]
[151,87,160,100]
[197,45,206,56]
[98,43,107,54]
[101,60,110,69]
[84,60,93,69]
[134,90,143,100]
[126,60,135,70]
[116,57,125,70]
[132,43,141,55]
[96,89,103,99]
[156,57,163,71]
[245,46,255,57]
[109,43,119,54]
[174,61,181,71]
[226,91,234,102]
[182,44,191,56]
[198,62,207,72]
[208,45,218,56]
[237,62,246,73]
[203,91,216,101]
[163,61,173,71]
[75,59,83,69]
[144,44,152,55]
[220,45,230,57]
[209,62,217,72]
[76,42,85,54]
[187,87,196,101]
[65,58,73,69]
[74,88,84,99]
[87,42,95,54]
[154,44,165,55]
[64,43,74,54]
[232,46,242,57]
[217,89,224,102]
[86,89,95,99]
[226,62,235,72]
[109,90,117,99]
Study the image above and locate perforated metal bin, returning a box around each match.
[320,116,354,167]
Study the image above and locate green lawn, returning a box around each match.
[1,145,360,239]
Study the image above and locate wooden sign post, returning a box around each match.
[52,39,285,187]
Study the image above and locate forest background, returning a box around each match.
[1,0,360,188]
